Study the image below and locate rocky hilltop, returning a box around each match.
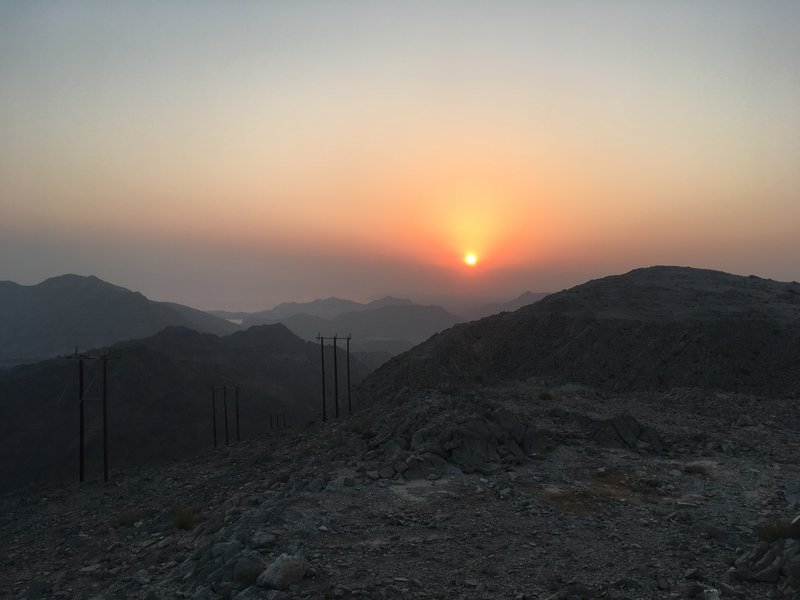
[2,266,800,600]
[362,266,800,397]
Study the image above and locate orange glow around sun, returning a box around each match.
[464,252,478,266]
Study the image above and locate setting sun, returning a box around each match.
[464,252,478,266]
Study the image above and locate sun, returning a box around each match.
[464,252,478,267]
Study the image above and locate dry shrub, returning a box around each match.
[116,508,147,527]
[754,519,800,543]
[682,463,715,478]
[172,505,195,530]
[541,488,596,515]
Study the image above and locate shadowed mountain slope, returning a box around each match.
[464,291,550,321]
[361,266,800,397]
[0,275,236,367]
[0,324,369,491]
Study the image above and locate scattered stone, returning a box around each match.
[233,551,266,586]
[590,414,665,454]
[257,553,307,590]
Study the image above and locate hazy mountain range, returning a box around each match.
[0,275,236,367]
[211,295,415,322]
[0,275,548,369]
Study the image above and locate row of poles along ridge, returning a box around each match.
[317,333,352,421]
[66,347,118,484]
[209,387,286,448]
[65,333,353,485]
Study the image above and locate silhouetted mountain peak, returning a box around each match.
[36,274,131,294]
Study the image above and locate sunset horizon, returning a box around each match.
[2,1,799,310]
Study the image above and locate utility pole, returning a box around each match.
[66,348,117,484]
[210,386,217,448]
[317,334,352,421]
[211,385,239,447]
[235,385,240,443]
[102,355,108,483]
[333,334,339,418]
[78,354,85,482]
[318,335,327,422]
[346,334,352,415]
[223,386,229,446]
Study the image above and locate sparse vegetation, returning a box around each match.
[172,505,195,530]
[116,508,147,527]
[682,462,715,478]
[754,518,800,543]
[538,390,556,401]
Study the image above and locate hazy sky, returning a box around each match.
[2,1,799,310]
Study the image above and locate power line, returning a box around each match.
[64,348,119,484]
[316,334,353,421]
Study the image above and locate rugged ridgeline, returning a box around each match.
[245,304,463,356]
[361,266,800,399]
[230,296,415,324]
[0,275,236,367]
[4,267,800,600]
[0,324,369,492]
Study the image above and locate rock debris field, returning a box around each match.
[3,380,800,600]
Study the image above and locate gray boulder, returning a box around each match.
[257,553,307,589]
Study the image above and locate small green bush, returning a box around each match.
[538,390,555,401]
[172,506,195,530]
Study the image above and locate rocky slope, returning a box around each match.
[361,267,800,397]
[4,265,800,600]
[3,381,799,600]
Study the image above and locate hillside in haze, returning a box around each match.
[0,324,369,491]
[0,275,236,367]
[210,295,415,324]
[361,266,800,397]
[253,304,464,354]
[462,290,550,321]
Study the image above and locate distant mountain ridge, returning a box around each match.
[249,304,463,354]
[361,266,800,397]
[0,274,236,367]
[217,295,416,325]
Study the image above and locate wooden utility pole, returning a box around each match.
[210,386,217,448]
[66,349,117,484]
[235,385,240,443]
[318,336,327,422]
[102,355,108,483]
[346,334,352,415]
[78,355,85,482]
[317,334,352,421]
[333,334,339,418]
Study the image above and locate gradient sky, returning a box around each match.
[1,1,799,310]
